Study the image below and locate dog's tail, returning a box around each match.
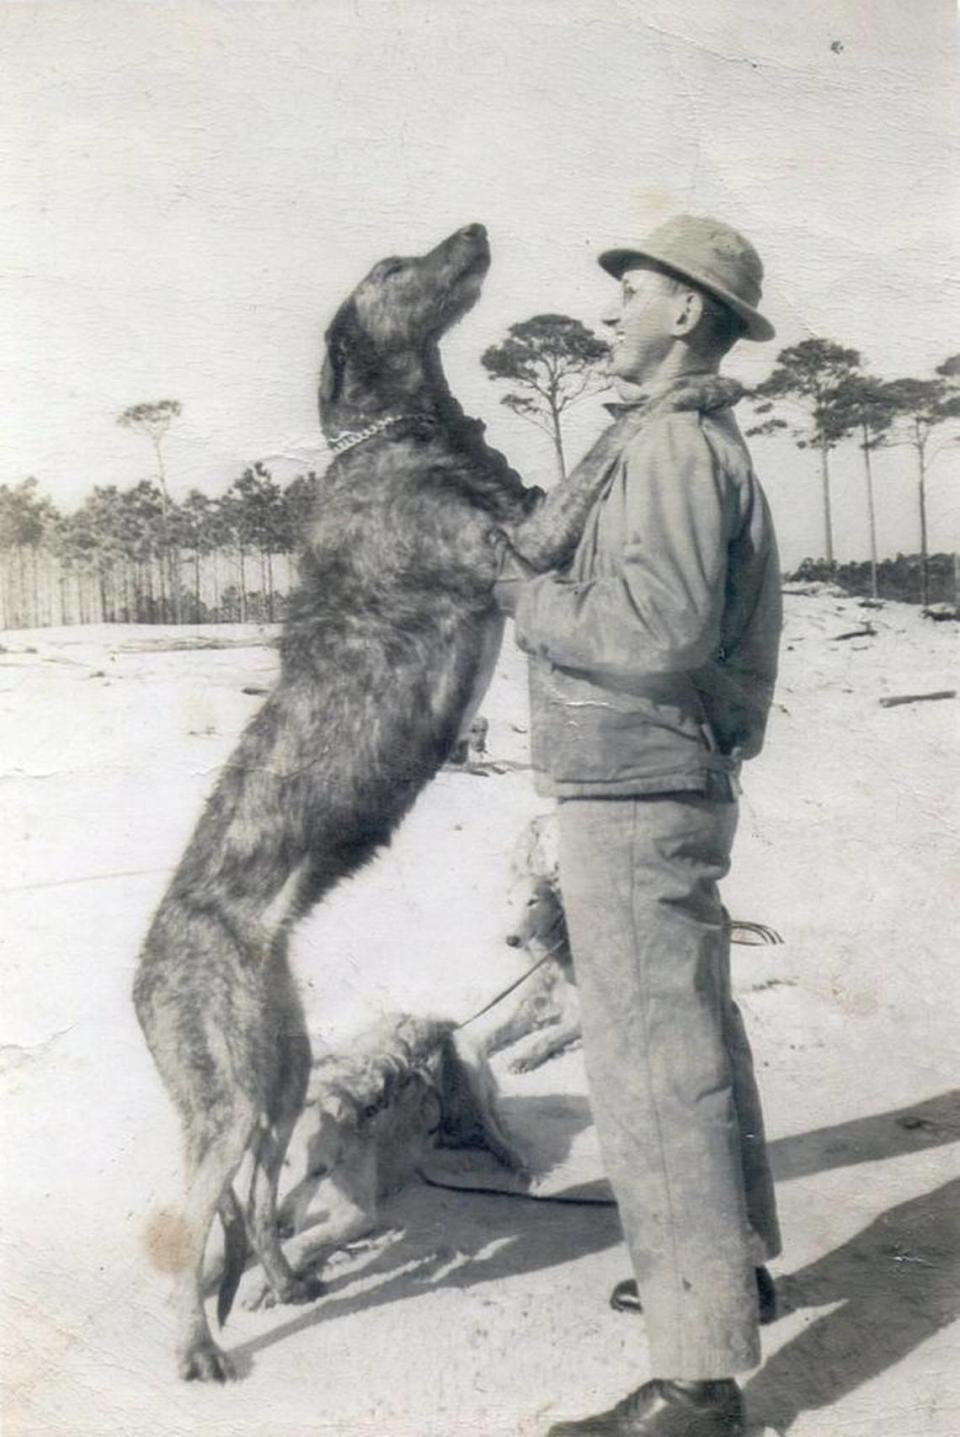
[216,1187,248,1328]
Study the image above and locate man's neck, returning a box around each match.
[616,348,720,402]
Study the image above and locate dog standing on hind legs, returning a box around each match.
[133,222,665,1382]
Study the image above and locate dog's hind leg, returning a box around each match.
[237,953,324,1313]
[169,1113,258,1381]
[135,914,278,1380]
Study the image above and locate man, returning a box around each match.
[494,216,783,1437]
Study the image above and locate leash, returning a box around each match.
[454,949,559,1033]
[453,914,782,1034]
[418,1167,616,1207]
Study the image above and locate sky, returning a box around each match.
[1,0,958,569]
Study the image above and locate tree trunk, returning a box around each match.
[861,426,879,599]
[549,401,567,483]
[14,546,26,627]
[153,554,166,624]
[820,439,835,567]
[154,437,181,625]
[239,548,247,623]
[171,547,183,625]
[30,548,40,626]
[917,434,929,608]
[212,550,221,621]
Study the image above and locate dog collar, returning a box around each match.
[327,412,436,457]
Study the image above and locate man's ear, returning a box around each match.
[319,299,360,410]
[671,288,706,340]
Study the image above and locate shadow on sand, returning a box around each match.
[232,1092,619,1368]
[234,1087,960,1426]
[746,1175,960,1432]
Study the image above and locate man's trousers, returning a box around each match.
[556,789,781,1379]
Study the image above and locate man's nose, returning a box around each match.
[601,300,621,329]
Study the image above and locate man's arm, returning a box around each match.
[505,413,734,681]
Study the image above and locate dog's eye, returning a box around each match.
[380,260,404,279]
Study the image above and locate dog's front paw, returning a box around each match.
[241,1279,277,1312]
[508,1051,541,1074]
[275,1271,326,1306]
[498,1148,532,1180]
[179,1338,236,1383]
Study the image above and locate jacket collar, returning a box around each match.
[604,370,743,420]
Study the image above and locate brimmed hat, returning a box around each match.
[599,215,775,342]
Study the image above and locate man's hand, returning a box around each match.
[490,536,538,616]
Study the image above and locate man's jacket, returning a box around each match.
[513,372,782,799]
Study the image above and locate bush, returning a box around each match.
[786,554,957,606]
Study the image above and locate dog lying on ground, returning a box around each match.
[475,814,783,1074]
[218,831,781,1309]
[133,223,660,1382]
[223,1014,520,1314]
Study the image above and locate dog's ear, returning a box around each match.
[319,298,361,411]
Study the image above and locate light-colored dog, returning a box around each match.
[228,1013,522,1312]
[475,814,782,1074]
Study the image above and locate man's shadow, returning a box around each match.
[745,1176,960,1432]
[734,1088,960,1431]
[766,1088,960,1182]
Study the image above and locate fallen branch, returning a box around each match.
[879,690,956,709]
[923,604,959,623]
[832,624,876,641]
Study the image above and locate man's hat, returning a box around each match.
[599,215,775,342]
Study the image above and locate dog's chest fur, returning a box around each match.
[287,428,526,651]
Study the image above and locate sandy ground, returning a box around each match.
[1,589,958,1436]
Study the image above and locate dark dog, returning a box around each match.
[132,224,626,1381]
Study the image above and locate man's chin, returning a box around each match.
[608,356,645,386]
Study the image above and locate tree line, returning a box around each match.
[0,459,319,630]
[1,328,958,630]
[481,321,959,609]
[747,342,960,606]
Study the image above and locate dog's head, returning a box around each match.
[505,877,568,958]
[320,223,490,417]
[277,1016,454,1235]
[276,1012,521,1238]
[505,813,571,966]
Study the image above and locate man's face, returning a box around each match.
[604,265,680,384]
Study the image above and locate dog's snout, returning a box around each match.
[460,223,487,242]
[505,932,522,948]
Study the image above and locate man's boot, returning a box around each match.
[546,1378,745,1436]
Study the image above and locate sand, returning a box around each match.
[1,588,957,1435]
